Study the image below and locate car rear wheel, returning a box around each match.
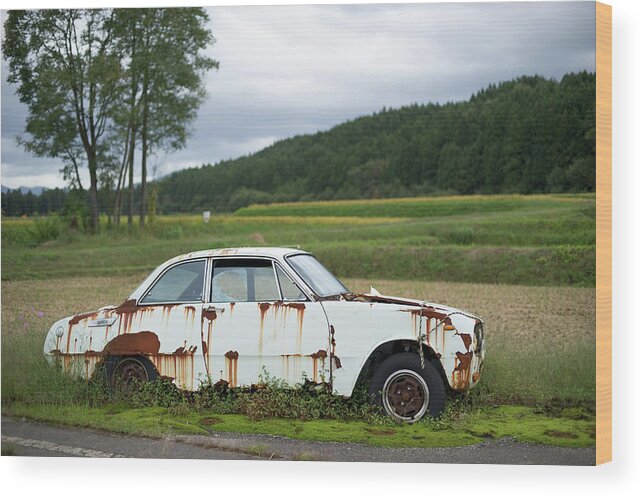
[108,356,158,388]
[369,352,446,422]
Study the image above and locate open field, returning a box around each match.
[1,194,596,286]
[235,193,595,218]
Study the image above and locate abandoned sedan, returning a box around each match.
[44,247,485,422]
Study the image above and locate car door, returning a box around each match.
[133,258,207,390]
[204,257,330,387]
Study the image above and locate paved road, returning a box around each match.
[1,417,595,465]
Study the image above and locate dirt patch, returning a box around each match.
[543,429,579,439]
[249,232,266,244]
[200,417,223,426]
[366,427,397,436]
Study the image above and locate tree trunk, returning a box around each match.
[139,80,149,227]
[126,21,138,230]
[113,133,130,226]
[127,128,136,228]
[88,152,100,233]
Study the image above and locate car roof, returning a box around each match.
[176,246,309,260]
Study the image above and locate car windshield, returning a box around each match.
[287,254,349,298]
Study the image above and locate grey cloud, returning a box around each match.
[1,2,596,187]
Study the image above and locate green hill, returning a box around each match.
[157,72,596,213]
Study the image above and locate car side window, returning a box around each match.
[276,265,307,301]
[142,260,205,303]
[210,259,280,302]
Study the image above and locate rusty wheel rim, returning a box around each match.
[114,359,148,386]
[382,369,429,422]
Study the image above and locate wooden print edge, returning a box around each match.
[595,1,612,466]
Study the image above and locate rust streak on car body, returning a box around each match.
[173,342,197,355]
[149,349,196,390]
[83,350,103,380]
[287,303,306,341]
[329,325,342,373]
[201,308,217,378]
[65,311,99,353]
[224,350,239,387]
[115,299,138,311]
[162,304,179,319]
[451,351,474,390]
[65,323,73,353]
[68,311,98,326]
[400,307,452,325]
[184,305,197,326]
[310,349,327,383]
[258,302,271,353]
[202,309,217,321]
[113,300,142,335]
[458,333,472,351]
[258,302,270,329]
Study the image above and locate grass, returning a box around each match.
[3,403,595,449]
[245,444,272,457]
[1,193,595,286]
[1,444,17,456]
[235,194,594,218]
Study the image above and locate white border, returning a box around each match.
[1,0,641,495]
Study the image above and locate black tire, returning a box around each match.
[368,352,446,422]
[105,355,158,388]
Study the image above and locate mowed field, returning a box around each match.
[1,193,596,407]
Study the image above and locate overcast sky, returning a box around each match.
[0,1,596,189]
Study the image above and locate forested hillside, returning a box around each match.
[158,72,595,213]
[2,72,595,217]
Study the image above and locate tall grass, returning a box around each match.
[1,326,105,406]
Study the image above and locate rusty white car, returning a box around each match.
[44,247,485,422]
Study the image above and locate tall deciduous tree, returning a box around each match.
[3,9,122,231]
[3,7,216,230]
[111,7,217,227]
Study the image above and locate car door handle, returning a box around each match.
[205,305,226,313]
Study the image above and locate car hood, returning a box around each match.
[357,290,482,322]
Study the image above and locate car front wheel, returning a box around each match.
[369,352,446,422]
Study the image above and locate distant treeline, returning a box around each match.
[2,188,67,217]
[2,72,595,217]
